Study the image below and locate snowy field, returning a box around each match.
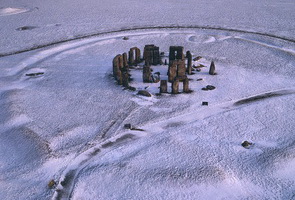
[0,1,295,200]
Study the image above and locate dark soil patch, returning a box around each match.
[16,26,38,31]
[234,92,289,106]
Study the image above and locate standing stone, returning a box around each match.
[209,61,216,75]
[143,64,153,83]
[122,53,128,69]
[183,78,190,93]
[172,78,179,94]
[168,61,177,82]
[122,71,129,87]
[164,59,167,65]
[152,46,160,65]
[186,51,192,75]
[176,60,186,80]
[113,54,123,85]
[169,46,184,65]
[128,50,134,66]
[135,48,141,63]
[144,45,161,65]
[160,80,168,93]
[129,47,141,66]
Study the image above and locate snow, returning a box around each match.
[0,0,295,200]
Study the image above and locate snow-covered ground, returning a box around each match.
[0,1,295,200]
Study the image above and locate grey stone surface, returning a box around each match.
[160,80,168,93]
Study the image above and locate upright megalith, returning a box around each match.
[128,49,134,66]
[209,61,216,75]
[122,70,129,87]
[169,46,184,65]
[129,47,141,66]
[160,80,168,93]
[172,78,179,94]
[186,51,192,75]
[176,59,186,81]
[143,64,153,83]
[143,45,160,65]
[168,59,186,82]
[183,77,190,93]
[122,53,129,69]
[168,61,177,82]
[113,54,123,85]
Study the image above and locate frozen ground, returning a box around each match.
[0,1,295,200]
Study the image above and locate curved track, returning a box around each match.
[1,25,295,57]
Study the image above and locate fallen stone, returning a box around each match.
[137,90,152,97]
[193,56,202,61]
[197,78,203,81]
[241,141,253,148]
[193,64,205,68]
[202,102,209,106]
[123,36,129,40]
[206,85,216,90]
[127,86,136,91]
[202,85,216,91]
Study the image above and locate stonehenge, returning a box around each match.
[112,44,217,95]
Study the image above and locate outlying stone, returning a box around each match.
[209,61,216,75]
